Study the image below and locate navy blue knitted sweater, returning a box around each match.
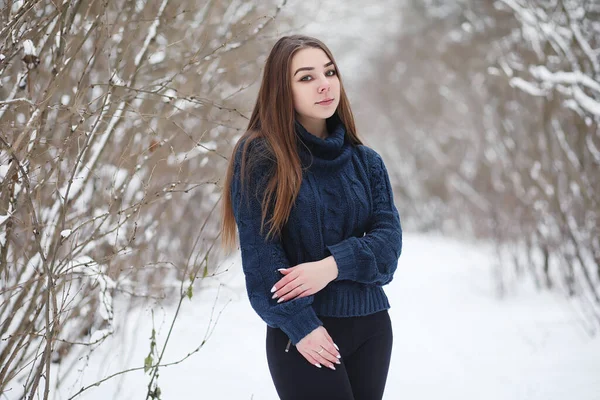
[231,116,402,345]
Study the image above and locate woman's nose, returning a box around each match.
[318,78,330,93]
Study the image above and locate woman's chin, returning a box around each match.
[312,109,337,120]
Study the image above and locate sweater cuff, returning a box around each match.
[278,306,323,345]
[326,239,356,281]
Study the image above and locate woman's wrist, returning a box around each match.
[323,256,339,282]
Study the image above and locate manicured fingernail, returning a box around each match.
[336,360,341,364]
[277,268,286,272]
[330,365,336,370]
[336,354,341,359]
[277,297,284,303]
[272,293,278,299]
[315,363,322,368]
[334,343,339,350]
[270,286,276,293]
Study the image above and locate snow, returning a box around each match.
[11,0,23,13]
[89,328,113,344]
[0,164,9,180]
[553,118,583,169]
[60,229,72,238]
[509,77,547,96]
[166,142,217,165]
[23,39,36,56]
[149,50,166,65]
[109,73,125,86]
[162,88,176,103]
[68,256,116,323]
[498,58,514,77]
[573,86,600,116]
[586,135,600,164]
[570,22,600,75]
[18,233,599,400]
[134,0,169,67]
[135,0,146,14]
[530,65,600,93]
[112,27,124,43]
[0,213,10,246]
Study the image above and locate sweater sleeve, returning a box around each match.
[325,148,402,286]
[230,141,322,345]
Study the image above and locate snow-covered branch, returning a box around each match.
[530,65,600,94]
[1,0,291,396]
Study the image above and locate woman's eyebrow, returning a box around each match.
[293,61,334,76]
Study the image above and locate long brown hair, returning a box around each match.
[220,35,363,252]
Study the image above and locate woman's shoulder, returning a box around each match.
[232,133,276,188]
[234,134,273,166]
[234,131,265,156]
[354,144,385,169]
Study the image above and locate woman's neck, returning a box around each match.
[296,116,328,139]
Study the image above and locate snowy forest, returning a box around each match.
[0,0,598,398]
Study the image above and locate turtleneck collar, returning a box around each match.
[295,113,353,171]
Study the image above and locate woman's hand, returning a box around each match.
[296,326,341,370]
[271,256,338,303]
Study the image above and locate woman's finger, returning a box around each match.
[319,342,341,363]
[312,347,338,370]
[273,278,302,300]
[276,284,310,302]
[298,348,322,369]
[295,288,314,299]
[323,329,340,356]
[271,271,298,295]
[317,335,340,363]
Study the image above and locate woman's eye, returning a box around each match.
[299,70,336,82]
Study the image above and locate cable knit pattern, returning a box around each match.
[322,184,343,239]
[325,149,402,285]
[230,114,402,344]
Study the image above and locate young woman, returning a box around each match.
[221,35,402,400]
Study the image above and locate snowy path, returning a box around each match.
[40,233,600,399]
[386,234,600,400]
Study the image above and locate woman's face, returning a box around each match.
[290,47,341,127]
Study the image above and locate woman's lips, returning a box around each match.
[317,98,334,106]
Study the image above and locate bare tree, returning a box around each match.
[364,0,599,331]
[0,0,291,397]
[489,0,600,330]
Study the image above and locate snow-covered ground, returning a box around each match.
[33,233,600,400]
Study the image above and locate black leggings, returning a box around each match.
[266,310,393,400]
